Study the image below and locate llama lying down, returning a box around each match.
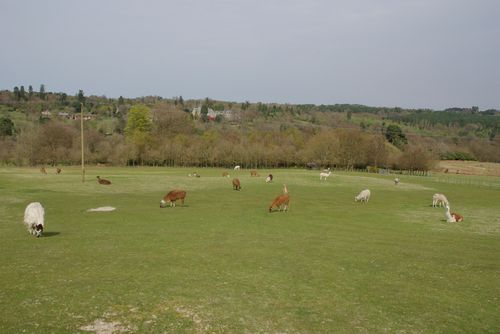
[24,202,45,237]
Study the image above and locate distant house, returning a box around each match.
[72,113,94,121]
[192,107,234,121]
[41,110,52,118]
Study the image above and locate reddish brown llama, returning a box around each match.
[269,194,290,212]
[160,190,187,208]
[232,178,241,191]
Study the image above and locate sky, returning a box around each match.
[1,0,499,110]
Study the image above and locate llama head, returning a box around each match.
[160,199,167,208]
[34,224,43,237]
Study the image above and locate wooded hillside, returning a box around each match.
[0,87,498,169]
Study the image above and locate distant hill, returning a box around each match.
[0,88,498,167]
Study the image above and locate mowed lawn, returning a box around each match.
[0,167,499,333]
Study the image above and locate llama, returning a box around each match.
[97,176,112,185]
[222,172,230,178]
[160,190,187,208]
[320,171,332,180]
[189,172,200,177]
[394,177,400,185]
[234,165,241,170]
[355,189,371,202]
[40,167,47,174]
[23,202,45,237]
[56,168,62,174]
[232,178,241,191]
[269,194,290,212]
[265,174,273,183]
[444,204,464,222]
[432,193,449,207]
[250,170,259,177]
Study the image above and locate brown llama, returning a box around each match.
[56,168,62,174]
[40,167,47,174]
[96,176,112,185]
[160,190,187,208]
[269,194,290,213]
[250,170,260,177]
[232,178,241,191]
[222,171,230,177]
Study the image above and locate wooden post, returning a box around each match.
[81,102,85,182]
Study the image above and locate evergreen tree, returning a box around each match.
[13,86,20,101]
[39,84,46,100]
[77,89,85,104]
[20,86,26,101]
[201,104,209,122]
[0,117,15,136]
[28,85,34,98]
[385,124,408,149]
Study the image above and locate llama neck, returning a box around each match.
[445,207,455,222]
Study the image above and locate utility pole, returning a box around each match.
[81,102,85,182]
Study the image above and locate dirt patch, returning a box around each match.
[434,161,500,177]
[87,206,116,212]
[174,305,211,333]
[79,319,130,334]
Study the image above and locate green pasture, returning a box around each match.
[0,167,499,333]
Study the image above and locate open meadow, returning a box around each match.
[1,166,499,333]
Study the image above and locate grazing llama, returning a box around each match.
[444,203,464,222]
[269,194,290,213]
[234,165,241,170]
[222,172,230,178]
[432,193,449,207]
[160,190,187,208]
[319,171,331,180]
[232,178,241,191]
[355,189,371,202]
[266,174,273,183]
[24,202,45,237]
[250,170,259,177]
[394,177,400,185]
[40,167,47,174]
[96,176,112,185]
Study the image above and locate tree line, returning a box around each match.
[0,87,499,168]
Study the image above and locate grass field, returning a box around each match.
[1,167,499,333]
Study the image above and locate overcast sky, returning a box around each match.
[1,0,499,110]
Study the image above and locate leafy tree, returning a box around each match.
[385,124,407,149]
[399,145,435,171]
[0,117,15,136]
[125,104,152,163]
